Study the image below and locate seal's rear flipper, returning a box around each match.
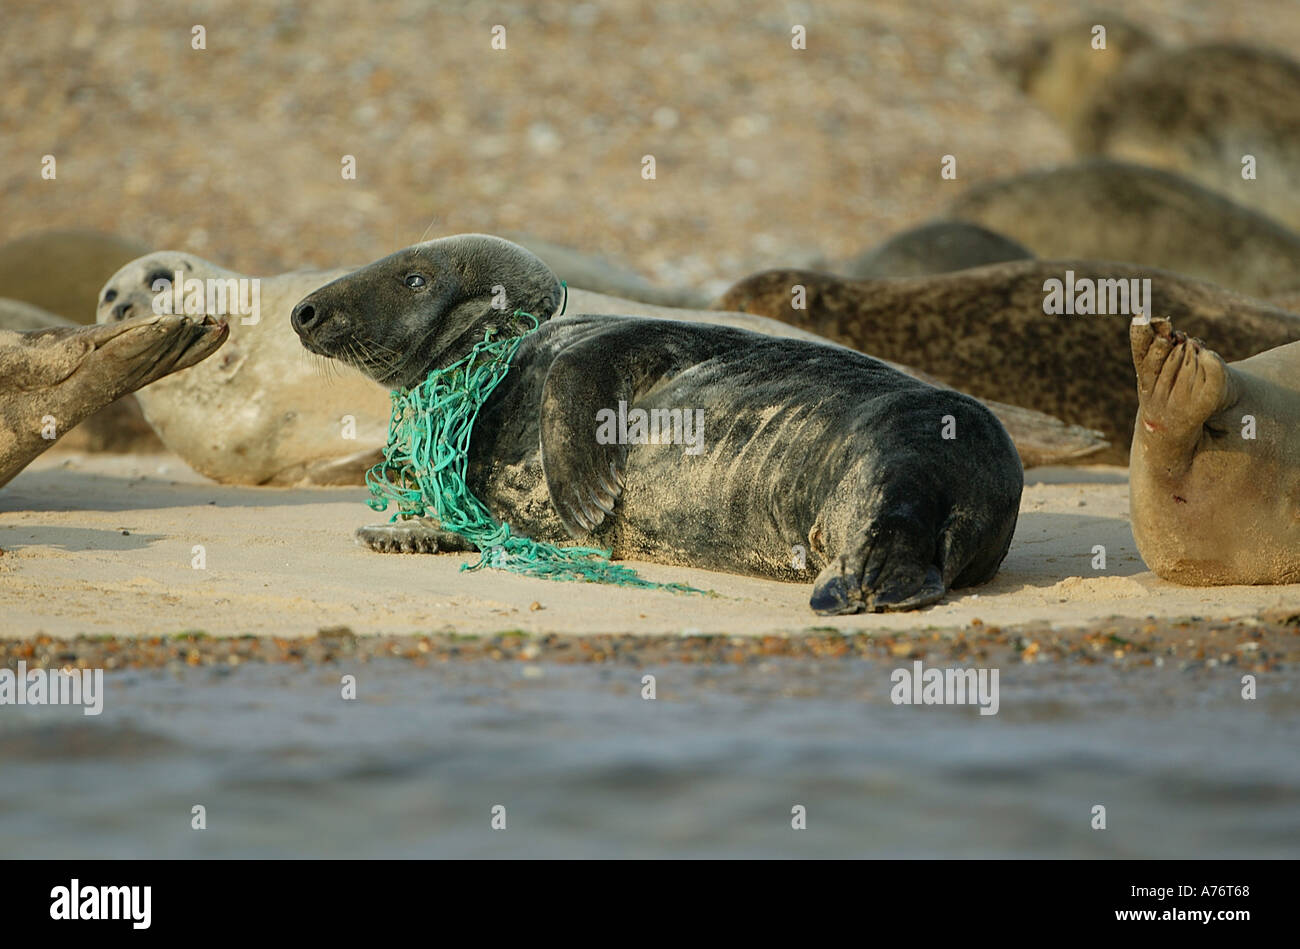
[1131,316,1236,461]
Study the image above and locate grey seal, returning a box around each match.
[288,234,1024,615]
[947,161,1300,298]
[843,221,1033,279]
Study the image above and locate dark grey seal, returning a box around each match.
[844,221,1032,279]
[289,234,1023,615]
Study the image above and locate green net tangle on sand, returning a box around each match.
[364,301,704,595]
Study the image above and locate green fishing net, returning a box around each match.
[365,306,703,593]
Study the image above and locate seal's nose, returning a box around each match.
[112,302,133,321]
[291,299,323,334]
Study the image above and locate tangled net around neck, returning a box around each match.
[365,303,703,594]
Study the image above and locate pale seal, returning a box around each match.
[0,313,226,488]
[96,253,393,486]
[715,259,1300,463]
[947,161,1300,298]
[1129,318,1300,584]
[289,234,1025,615]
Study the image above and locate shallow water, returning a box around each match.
[1,660,1297,858]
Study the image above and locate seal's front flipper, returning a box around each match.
[539,350,628,538]
[355,520,475,554]
[809,509,946,615]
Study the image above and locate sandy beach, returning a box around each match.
[3,449,1299,642]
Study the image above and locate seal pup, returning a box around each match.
[1129,318,1300,584]
[1000,18,1300,229]
[97,253,394,486]
[0,313,226,488]
[0,231,150,323]
[843,221,1032,280]
[715,260,1300,463]
[0,299,161,454]
[290,234,1024,615]
[947,161,1300,298]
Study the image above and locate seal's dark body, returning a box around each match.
[472,314,1021,602]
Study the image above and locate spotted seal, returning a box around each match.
[715,259,1300,463]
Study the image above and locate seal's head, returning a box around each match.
[290,234,562,390]
[96,252,216,326]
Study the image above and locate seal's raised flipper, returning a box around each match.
[355,520,477,554]
[0,314,226,488]
[1131,317,1236,467]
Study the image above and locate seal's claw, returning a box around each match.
[870,564,946,611]
[354,521,474,554]
[1133,315,1234,444]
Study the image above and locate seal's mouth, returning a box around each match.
[297,331,329,357]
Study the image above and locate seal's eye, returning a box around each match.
[405,274,427,290]
[145,270,172,288]
[103,289,117,304]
